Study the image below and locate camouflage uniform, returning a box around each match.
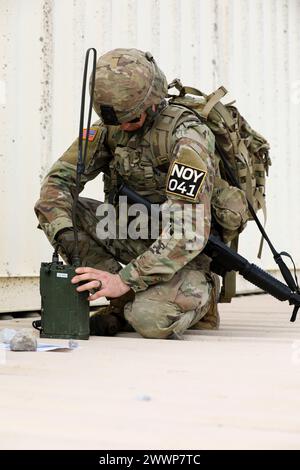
[35,48,220,339]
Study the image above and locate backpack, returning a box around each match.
[167,79,271,301]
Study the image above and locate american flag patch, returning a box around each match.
[82,128,97,141]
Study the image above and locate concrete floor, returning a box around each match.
[0,294,300,450]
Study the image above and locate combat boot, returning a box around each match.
[191,273,220,330]
[89,290,135,336]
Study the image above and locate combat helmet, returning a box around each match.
[92,48,168,125]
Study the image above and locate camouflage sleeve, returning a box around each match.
[34,124,111,243]
[119,119,216,292]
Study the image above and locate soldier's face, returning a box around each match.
[120,112,147,132]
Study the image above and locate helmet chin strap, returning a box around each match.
[145,104,157,119]
[145,101,166,120]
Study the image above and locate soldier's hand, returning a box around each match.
[56,229,89,264]
[71,267,131,300]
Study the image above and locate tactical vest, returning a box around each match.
[103,104,198,204]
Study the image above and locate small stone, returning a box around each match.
[10,330,37,351]
[0,328,16,343]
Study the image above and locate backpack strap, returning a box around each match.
[255,189,267,258]
[168,80,231,126]
[168,78,205,98]
[201,87,228,119]
[219,236,239,302]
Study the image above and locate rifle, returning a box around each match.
[116,182,300,322]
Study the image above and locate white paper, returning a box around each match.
[0,342,73,352]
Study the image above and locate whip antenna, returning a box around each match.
[71,47,97,266]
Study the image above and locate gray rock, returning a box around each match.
[68,339,79,349]
[10,330,37,351]
[0,328,17,344]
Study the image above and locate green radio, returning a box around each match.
[39,255,90,340]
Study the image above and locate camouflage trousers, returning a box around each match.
[54,197,220,339]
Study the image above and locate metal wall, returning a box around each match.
[1,0,300,311]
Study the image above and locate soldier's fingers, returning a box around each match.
[88,289,107,301]
[72,273,99,284]
[89,287,114,301]
[75,267,104,275]
[88,292,103,301]
[76,280,101,293]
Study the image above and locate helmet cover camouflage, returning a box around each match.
[92,48,168,124]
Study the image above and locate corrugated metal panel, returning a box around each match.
[1,0,300,310]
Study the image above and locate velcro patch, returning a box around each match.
[166,161,207,201]
[82,128,98,141]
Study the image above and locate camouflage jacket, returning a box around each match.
[35,104,216,292]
